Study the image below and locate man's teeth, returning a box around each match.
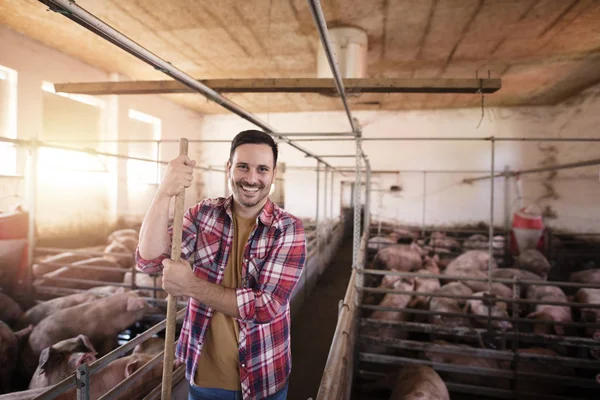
[242,185,259,192]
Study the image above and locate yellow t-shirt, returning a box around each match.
[194,213,256,390]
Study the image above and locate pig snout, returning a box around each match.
[126,295,149,311]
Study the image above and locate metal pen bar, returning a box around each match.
[358,353,598,388]
[361,287,600,309]
[465,156,600,183]
[307,0,359,133]
[444,382,592,400]
[360,318,600,347]
[33,286,186,307]
[141,364,186,400]
[361,304,600,329]
[358,335,600,368]
[38,0,333,169]
[362,268,600,290]
[31,308,183,400]
[98,349,166,400]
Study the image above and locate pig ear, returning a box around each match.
[39,347,56,372]
[433,254,439,263]
[125,359,138,377]
[76,335,97,355]
[126,296,147,311]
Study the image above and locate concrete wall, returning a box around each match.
[199,85,600,233]
[0,27,203,242]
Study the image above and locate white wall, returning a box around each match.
[0,26,204,239]
[199,85,600,233]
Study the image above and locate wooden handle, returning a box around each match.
[162,138,188,400]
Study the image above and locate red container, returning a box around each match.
[510,207,544,256]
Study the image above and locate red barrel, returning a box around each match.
[510,207,545,256]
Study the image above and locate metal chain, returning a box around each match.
[353,138,362,268]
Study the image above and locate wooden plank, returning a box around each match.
[54,78,501,95]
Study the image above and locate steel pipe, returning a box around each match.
[361,304,600,329]
[306,0,359,134]
[358,353,598,388]
[38,0,333,169]
[360,318,600,347]
[363,268,600,290]
[358,335,600,368]
[361,287,600,309]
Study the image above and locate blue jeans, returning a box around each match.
[188,381,288,400]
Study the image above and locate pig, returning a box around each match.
[1,322,32,393]
[1,353,165,400]
[445,250,497,274]
[428,232,461,251]
[526,285,572,335]
[422,340,507,389]
[463,234,489,250]
[409,267,441,310]
[373,243,423,272]
[133,337,165,356]
[389,365,449,400]
[465,292,513,331]
[15,292,100,330]
[37,257,125,290]
[368,235,397,251]
[86,285,128,297]
[428,283,473,328]
[32,252,90,278]
[123,272,165,299]
[108,228,138,243]
[0,292,23,327]
[515,249,551,279]
[568,269,600,285]
[29,335,97,389]
[574,288,600,339]
[492,268,545,283]
[103,242,134,268]
[113,236,138,253]
[21,292,154,377]
[364,278,415,354]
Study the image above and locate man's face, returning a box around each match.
[227,143,277,209]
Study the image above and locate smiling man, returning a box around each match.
[136,130,306,400]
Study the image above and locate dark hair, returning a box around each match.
[229,130,278,167]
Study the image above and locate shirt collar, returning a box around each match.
[224,195,275,227]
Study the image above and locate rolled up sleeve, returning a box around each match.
[135,202,202,274]
[236,219,306,323]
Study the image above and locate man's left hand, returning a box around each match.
[161,258,195,297]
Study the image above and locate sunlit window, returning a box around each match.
[0,65,18,176]
[127,109,161,185]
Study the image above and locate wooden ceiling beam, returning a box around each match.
[53,78,501,95]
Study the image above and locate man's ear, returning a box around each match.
[226,160,232,179]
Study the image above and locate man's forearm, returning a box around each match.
[186,278,241,319]
[138,194,172,260]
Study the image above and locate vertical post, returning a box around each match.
[76,363,90,400]
[324,166,329,238]
[353,142,362,269]
[486,137,496,333]
[330,169,334,219]
[162,138,188,400]
[25,146,37,297]
[316,161,321,267]
[421,171,427,238]
[363,158,371,238]
[503,166,511,267]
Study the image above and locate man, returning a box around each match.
[136,130,306,400]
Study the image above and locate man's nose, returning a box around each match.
[245,169,258,184]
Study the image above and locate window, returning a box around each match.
[126,109,161,185]
[0,65,18,176]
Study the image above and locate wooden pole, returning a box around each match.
[162,138,188,400]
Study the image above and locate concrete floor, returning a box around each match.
[288,238,353,400]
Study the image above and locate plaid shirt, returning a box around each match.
[135,196,306,399]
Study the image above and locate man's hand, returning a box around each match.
[157,155,196,199]
[161,258,196,297]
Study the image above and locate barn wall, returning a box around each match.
[0,27,204,242]
[199,84,600,233]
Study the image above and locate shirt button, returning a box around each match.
[241,363,246,368]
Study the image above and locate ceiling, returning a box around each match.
[2,0,600,114]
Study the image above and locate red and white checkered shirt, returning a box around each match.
[135,196,306,400]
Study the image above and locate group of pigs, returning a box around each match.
[33,229,163,299]
[0,228,172,399]
[363,230,600,399]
